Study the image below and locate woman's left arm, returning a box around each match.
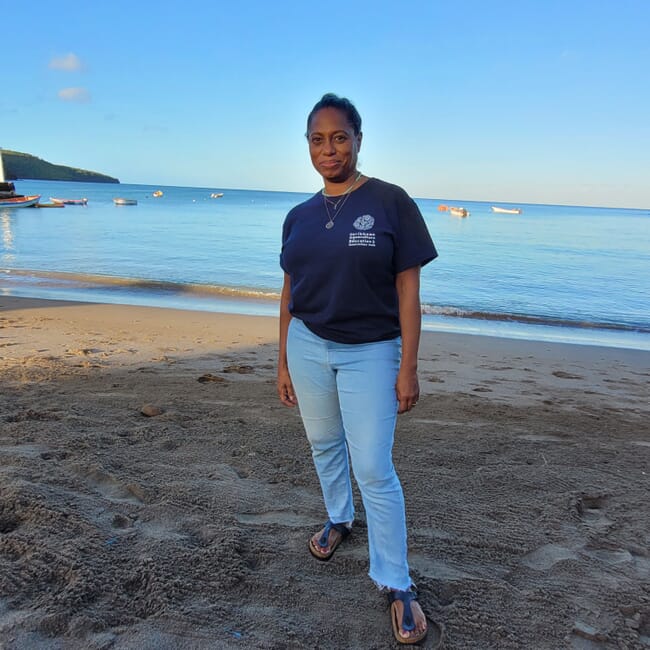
[395,265,422,414]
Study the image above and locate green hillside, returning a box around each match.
[1,150,119,184]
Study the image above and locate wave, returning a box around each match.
[3,268,648,335]
[421,303,650,334]
[2,268,281,301]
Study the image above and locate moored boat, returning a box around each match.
[449,206,470,218]
[491,206,522,214]
[152,190,163,197]
[210,192,224,198]
[0,195,41,208]
[50,197,88,205]
[113,198,138,206]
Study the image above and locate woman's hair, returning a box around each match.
[306,93,362,136]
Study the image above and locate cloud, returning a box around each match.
[49,53,83,71]
[57,87,91,103]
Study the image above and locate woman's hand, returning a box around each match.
[395,266,422,414]
[396,367,419,414]
[277,366,297,407]
[277,273,297,408]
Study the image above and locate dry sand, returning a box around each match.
[1,296,649,649]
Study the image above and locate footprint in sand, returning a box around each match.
[582,546,632,566]
[67,348,103,356]
[574,494,613,529]
[552,370,584,379]
[222,364,255,374]
[197,373,225,383]
[72,465,146,504]
[520,544,578,570]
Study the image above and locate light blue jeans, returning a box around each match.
[287,317,412,591]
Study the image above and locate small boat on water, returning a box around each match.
[113,198,138,206]
[491,206,522,214]
[449,206,470,218]
[152,190,163,197]
[0,194,41,208]
[36,202,64,208]
[50,197,88,205]
[438,204,449,211]
[210,192,224,198]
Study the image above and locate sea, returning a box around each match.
[2,179,649,351]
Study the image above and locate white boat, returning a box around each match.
[491,206,522,214]
[50,197,88,205]
[113,198,138,206]
[210,192,223,198]
[449,206,469,218]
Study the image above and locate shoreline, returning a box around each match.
[3,271,649,351]
[1,295,649,648]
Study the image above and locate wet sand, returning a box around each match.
[1,297,649,649]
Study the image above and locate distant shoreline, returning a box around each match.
[10,177,649,210]
[1,150,119,183]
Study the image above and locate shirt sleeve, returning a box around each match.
[279,212,292,272]
[393,190,438,273]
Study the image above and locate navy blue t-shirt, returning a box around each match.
[280,178,437,344]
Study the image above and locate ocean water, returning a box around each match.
[2,179,649,350]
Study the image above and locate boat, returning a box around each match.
[152,190,163,197]
[449,206,470,218]
[210,192,224,198]
[0,195,41,208]
[0,152,36,205]
[50,197,88,205]
[35,202,64,208]
[491,206,522,214]
[437,204,449,211]
[113,198,138,206]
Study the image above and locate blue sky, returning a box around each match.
[2,0,649,208]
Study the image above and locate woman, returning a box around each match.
[277,93,437,645]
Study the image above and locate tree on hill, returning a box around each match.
[1,150,119,183]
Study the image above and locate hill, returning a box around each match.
[1,150,119,184]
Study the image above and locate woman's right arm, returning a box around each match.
[277,272,297,407]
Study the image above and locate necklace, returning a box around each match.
[322,172,363,229]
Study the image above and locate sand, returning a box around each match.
[1,296,649,649]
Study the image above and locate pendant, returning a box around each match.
[325,221,334,229]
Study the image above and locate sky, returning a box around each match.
[2,0,649,208]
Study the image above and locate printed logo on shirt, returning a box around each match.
[349,215,376,247]
[353,214,375,230]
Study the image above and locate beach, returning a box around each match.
[1,296,649,649]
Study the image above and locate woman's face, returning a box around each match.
[307,107,362,183]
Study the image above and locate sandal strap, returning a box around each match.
[388,589,417,632]
[316,520,349,549]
